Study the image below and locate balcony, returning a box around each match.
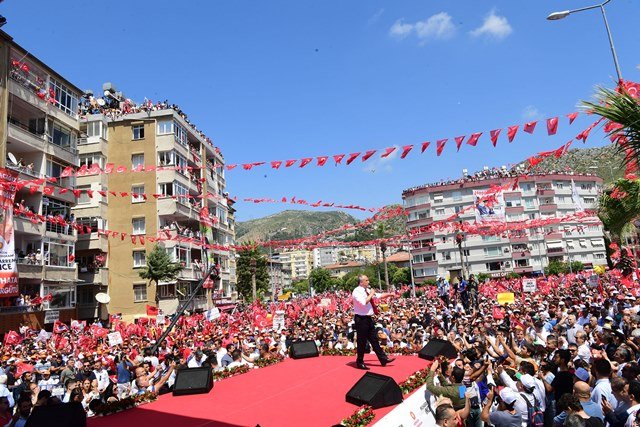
[76,233,108,252]
[14,215,43,235]
[43,264,77,282]
[509,235,529,244]
[407,217,433,228]
[17,261,43,279]
[505,206,524,214]
[412,260,438,268]
[157,197,198,220]
[514,266,534,274]
[546,247,566,256]
[544,232,563,240]
[78,268,108,286]
[512,250,531,259]
[539,204,558,214]
[0,306,77,334]
[77,136,108,156]
[45,222,77,241]
[178,266,203,281]
[536,189,555,197]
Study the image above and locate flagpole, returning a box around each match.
[149,264,219,355]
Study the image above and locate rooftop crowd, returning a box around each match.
[0,269,639,427]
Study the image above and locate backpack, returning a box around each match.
[520,393,544,427]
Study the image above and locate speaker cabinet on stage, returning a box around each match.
[289,340,319,359]
[418,338,458,360]
[172,367,213,396]
[346,372,403,409]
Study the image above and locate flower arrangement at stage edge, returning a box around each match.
[388,347,419,356]
[212,365,250,381]
[398,368,430,396]
[340,405,375,427]
[254,354,285,368]
[322,348,357,356]
[94,391,158,416]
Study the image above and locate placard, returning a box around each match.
[108,331,123,347]
[522,279,537,292]
[44,310,60,324]
[272,310,285,331]
[320,298,331,307]
[497,292,515,305]
[589,275,599,287]
[156,315,166,325]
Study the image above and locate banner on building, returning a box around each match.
[0,168,19,297]
[473,188,505,223]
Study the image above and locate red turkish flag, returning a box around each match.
[43,187,54,196]
[271,161,282,169]
[547,117,559,135]
[61,167,74,178]
[333,154,345,165]
[4,330,22,345]
[467,132,482,146]
[242,164,253,170]
[507,125,519,142]
[421,141,430,153]
[103,163,114,174]
[146,305,159,316]
[490,129,501,146]
[285,159,297,167]
[436,139,447,156]
[226,164,237,170]
[299,157,313,167]
[346,152,360,165]
[400,145,413,159]
[523,121,537,134]
[361,150,376,162]
[317,156,329,166]
[381,147,396,158]
[454,136,465,151]
[567,112,578,124]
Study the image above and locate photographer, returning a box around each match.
[480,387,521,427]
[426,359,467,411]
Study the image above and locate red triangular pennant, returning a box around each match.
[380,147,396,158]
[285,159,297,167]
[436,139,447,156]
[361,150,376,162]
[400,145,413,159]
[507,125,519,142]
[567,112,578,124]
[454,136,465,151]
[346,153,360,165]
[523,121,538,134]
[467,132,482,146]
[299,157,313,168]
[489,129,501,146]
[270,161,282,169]
[333,154,345,165]
[317,156,329,166]
[421,141,430,153]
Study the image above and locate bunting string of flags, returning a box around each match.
[242,197,382,212]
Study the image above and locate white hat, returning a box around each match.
[499,388,517,405]
[520,374,536,390]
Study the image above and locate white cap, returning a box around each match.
[499,388,517,405]
[520,374,536,390]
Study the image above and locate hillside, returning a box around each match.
[236,205,407,244]
[527,145,623,185]
[236,210,358,243]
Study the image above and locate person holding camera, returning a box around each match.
[481,387,522,427]
[426,359,467,411]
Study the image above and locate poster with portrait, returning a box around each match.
[0,168,18,297]
[473,188,505,223]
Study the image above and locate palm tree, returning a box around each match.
[139,245,183,307]
[598,178,640,244]
[583,86,640,171]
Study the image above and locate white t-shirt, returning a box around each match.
[352,286,374,316]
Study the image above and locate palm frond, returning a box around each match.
[582,87,640,170]
[598,178,640,242]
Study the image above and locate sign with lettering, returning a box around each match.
[44,310,60,324]
[522,279,537,292]
[108,331,123,347]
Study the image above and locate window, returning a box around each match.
[158,151,174,166]
[506,199,522,207]
[157,119,173,135]
[463,249,470,256]
[174,182,189,198]
[131,185,145,203]
[132,218,145,235]
[175,153,187,173]
[442,251,451,261]
[451,191,462,202]
[132,124,145,140]
[43,239,74,267]
[484,247,502,257]
[49,122,75,148]
[581,183,594,190]
[49,78,78,117]
[594,253,606,260]
[454,205,463,214]
[524,198,535,208]
[77,185,91,204]
[76,217,103,233]
[435,208,445,215]
[133,284,147,302]
[79,154,105,171]
[579,239,588,248]
[132,154,144,169]
[432,194,443,203]
[486,262,502,271]
[591,239,604,247]
[157,283,176,299]
[86,121,107,139]
[566,240,575,249]
[174,121,188,146]
[482,235,500,242]
[133,251,146,267]
[583,197,596,204]
[527,213,537,220]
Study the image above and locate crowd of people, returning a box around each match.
[0,269,638,426]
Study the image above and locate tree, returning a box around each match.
[138,244,183,307]
[236,246,269,302]
[598,178,640,244]
[309,268,335,293]
[391,267,411,286]
[544,260,585,276]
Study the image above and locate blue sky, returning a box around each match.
[3,0,639,221]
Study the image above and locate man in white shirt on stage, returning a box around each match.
[352,275,396,370]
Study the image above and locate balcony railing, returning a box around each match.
[45,221,75,235]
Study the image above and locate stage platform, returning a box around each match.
[89,355,428,427]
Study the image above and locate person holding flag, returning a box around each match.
[352,275,396,370]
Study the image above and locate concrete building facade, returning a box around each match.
[402,173,606,282]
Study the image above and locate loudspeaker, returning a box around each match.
[345,372,403,409]
[289,340,319,359]
[172,367,213,396]
[418,338,458,360]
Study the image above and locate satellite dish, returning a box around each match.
[95,293,110,304]
[97,98,106,106]
[7,152,17,166]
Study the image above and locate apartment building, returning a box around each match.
[0,32,81,330]
[402,173,606,282]
[74,88,235,320]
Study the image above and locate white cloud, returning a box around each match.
[389,19,413,39]
[470,10,513,40]
[415,12,456,41]
[389,12,455,43]
[522,105,543,121]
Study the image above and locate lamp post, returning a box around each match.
[547,0,622,83]
[249,258,257,301]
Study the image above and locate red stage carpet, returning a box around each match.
[89,355,427,427]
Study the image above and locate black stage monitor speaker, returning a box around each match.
[346,372,403,409]
[418,338,458,360]
[173,367,213,396]
[289,340,319,359]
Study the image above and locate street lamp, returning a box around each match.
[547,0,623,83]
